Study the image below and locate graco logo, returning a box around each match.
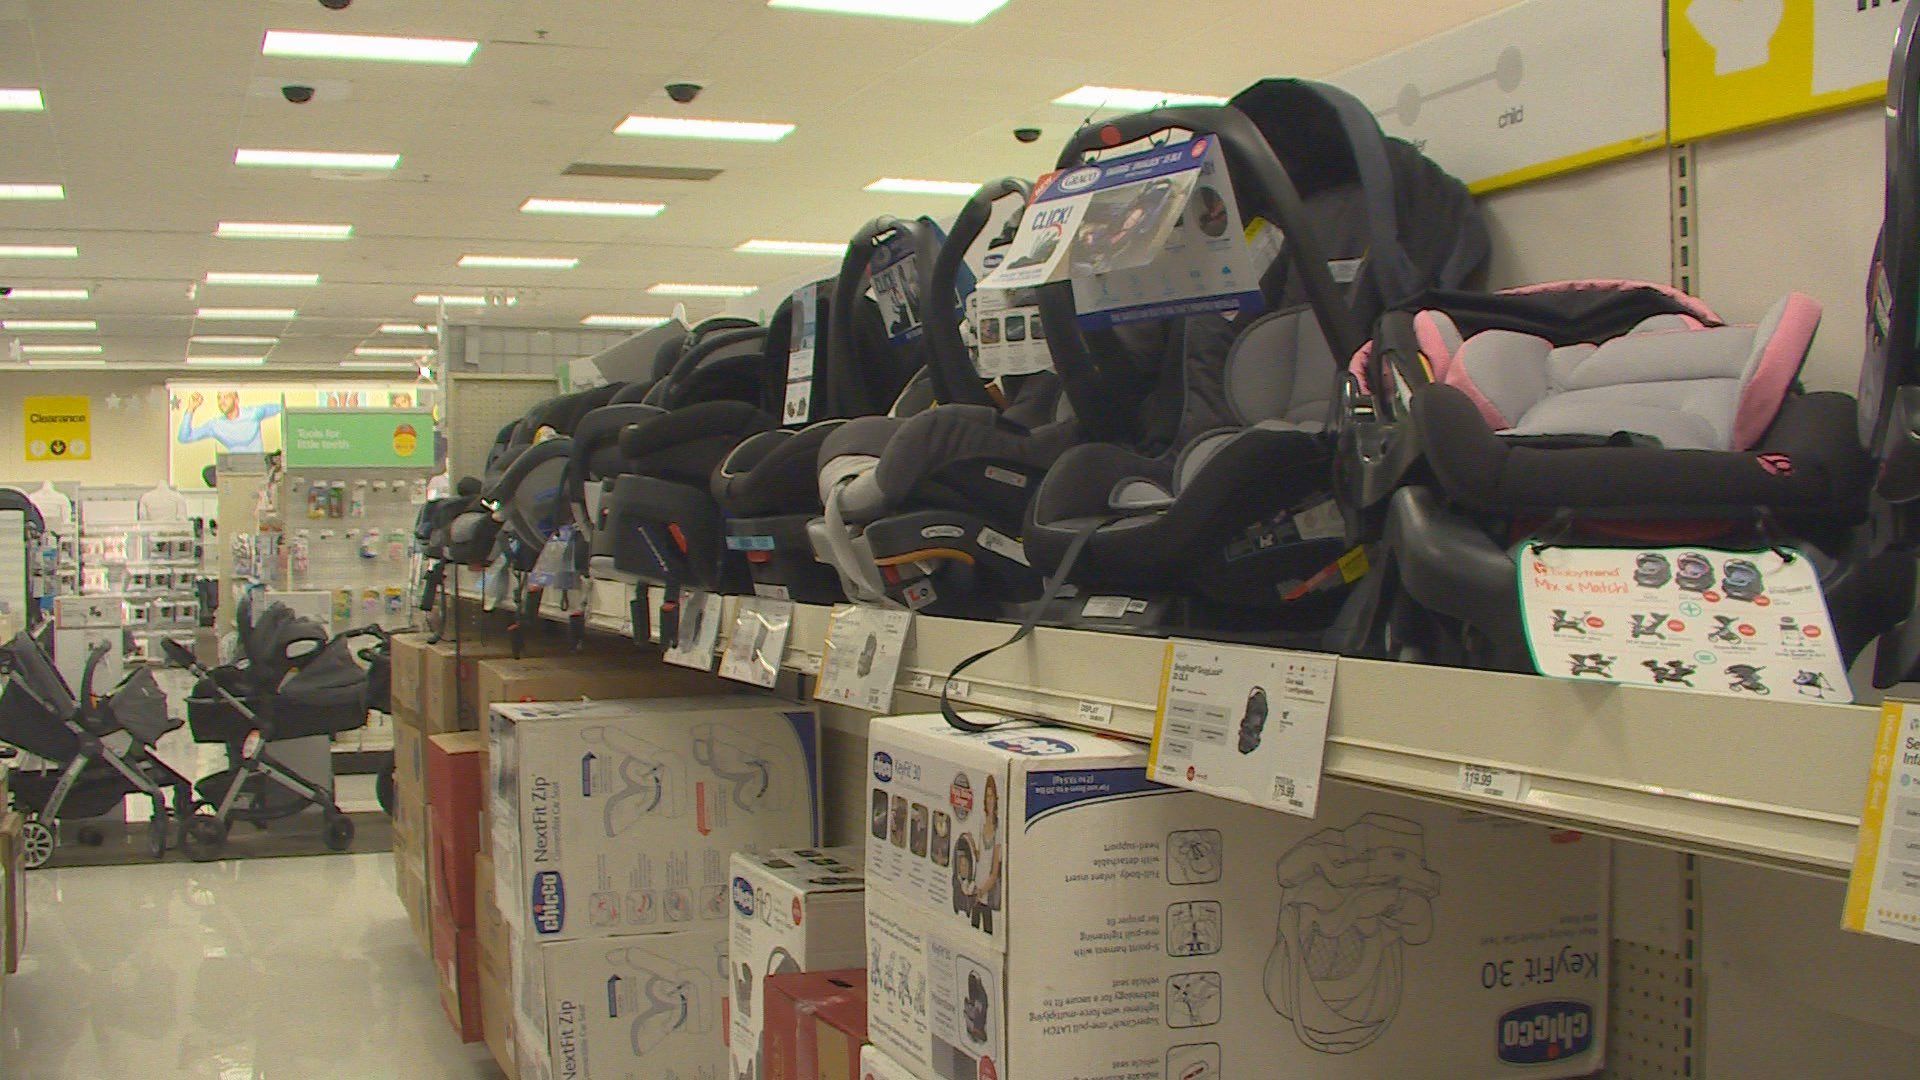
[531,871,566,935]
[1058,166,1101,193]
[1498,1001,1594,1064]
[873,751,894,783]
[732,876,756,918]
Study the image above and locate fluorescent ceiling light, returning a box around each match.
[235,148,400,170]
[354,345,433,357]
[520,197,665,218]
[0,89,44,112]
[864,177,979,196]
[0,245,78,259]
[186,356,267,367]
[341,359,422,371]
[457,254,579,270]
[3,288,88,300]
[582,314,671,328]
[647,283,757,297]
[1051,85,1230,110]
[261,29,477,65]
[767,0,1008,22]
[192,335,277,346]
[615,115,794,142]
[378,323,434,335]
[415,293,490,307]
[735,239,848,256]
[205,271,319,287]
[196,307,296,320]
[19,344,102,355]
[25,358,106,369]
[3,319,95,331]
[217,221,353,240]
[0,184,63,200]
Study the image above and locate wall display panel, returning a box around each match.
[1670,0,1905,142]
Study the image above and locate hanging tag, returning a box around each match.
[1516,544,1851,701]
[663,589,723,671]
[783,281,820,425]
[719,597,795,689]
[815,604,912,713]
[1148,639,1337,819]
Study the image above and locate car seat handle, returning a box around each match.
[656,326,772,410]
[924,178,1033,409]
[1057,105,1370,365]
[828,216,940,417]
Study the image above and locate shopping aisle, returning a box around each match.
[2,854,500,1079]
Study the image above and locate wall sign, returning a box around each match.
[23,395,91,462]
[1669,0,1904,143]
[281,408,436,469]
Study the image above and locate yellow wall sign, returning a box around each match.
[1670,0,1903,143]
[23,395,91,462]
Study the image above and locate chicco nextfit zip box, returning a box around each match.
[864,714,1610,1080]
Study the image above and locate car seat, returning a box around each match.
[1341,280,1903,672]
[1019,81,1486,636]
[810,179,1097,618]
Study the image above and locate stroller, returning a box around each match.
[167,597,377,860]
[0,631,194,868]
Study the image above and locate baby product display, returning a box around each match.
[281,469,427,632]
[864,715,1608,1080]
[729,846,867,1080]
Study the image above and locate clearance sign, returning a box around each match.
[23,395,91,462]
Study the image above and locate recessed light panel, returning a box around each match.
[767,0,1008,22]
[615,116,794,142]
[261,30,478,65]
[216,221,353,240]
[196,307,296,320]
[25,358,106,369]
[235,148,400,170]
[457,255,579,270]
[415,294,490,307]
[647,283,758,297]
[353,346,434,357]
[0,245,78,259]
[3,319,95,331]
[192,335,278,347]
[735,239,848,256]
[19,344,102,355]
[0,89,44,111]
[341,359,422,371]
[204,272,320,287]
[186,357,267,367]
[378,323,435,335]
[0,184,63,200]
[3,288,88,300]
[863,177,979,196]
[520,197,665,218]
[1051,85,1229,110]
[582,314,671,328]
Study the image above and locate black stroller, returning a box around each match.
[0,631,194,868]
[167,597,377,860]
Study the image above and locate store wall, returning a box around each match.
[0,371,174,487]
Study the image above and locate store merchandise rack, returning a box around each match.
[461,575,1878,878]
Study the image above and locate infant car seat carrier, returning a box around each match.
[1019,81,1486,635]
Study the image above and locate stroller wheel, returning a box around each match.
[323,814,355,853]
[375,768,395,816]
[146,815,169,860]
[183,811,228,862]
[20,816,55,870]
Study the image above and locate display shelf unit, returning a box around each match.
[458,575,1878,877]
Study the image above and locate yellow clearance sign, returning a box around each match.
[23,395,92,462]
[1669,0,1904,143]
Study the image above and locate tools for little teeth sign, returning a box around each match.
[23,395,91,461]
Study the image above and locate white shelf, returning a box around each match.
[458,575,1877,876]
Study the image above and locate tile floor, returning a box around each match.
[2,852,503,1079]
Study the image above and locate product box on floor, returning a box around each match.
[478,850,522,1080]
[392,633,525,733]
[859,1044,917,1080]
[764,969,866,1080]
[729,847,866,1080]
[428,731,487,932]
[396,839,432,958]
[0,810,22,973]
[434,909,484,1043]
[864,715,1611,1080]
[542,927,729,1080]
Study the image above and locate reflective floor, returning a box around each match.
[3,853,502,1078]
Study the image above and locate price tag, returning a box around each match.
[1076,700,1115,726]
[1456,763,1530,802]
[815,604,913,713]
[663,589,723,671]
[1844,699,1920,945]
[1148,639,1336,818]
[719,597,794,688]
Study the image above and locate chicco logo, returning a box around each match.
[1058,166,1101,193]
[531,872,566,935]
[1498,1001,1595,1064]
[732,877,756,918]
[872,751,894,783]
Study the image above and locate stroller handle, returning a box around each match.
[78,638,114,711]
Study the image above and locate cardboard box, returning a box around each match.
[542,927,728,1080]
[391,633,430,719]
[435,911,484,1043]
[0,811,21,973]
[396,846,432,959]
[478,850,511,974]
[474,653,726,725]
[864,715,1611,1080]
[488,695,821,943]
[859,1045,917,1080]
[429,731,488,931]
[481,955,521,1080]
[764,969,866,1080]
[729,848,866,1080]
[394,717,428,842]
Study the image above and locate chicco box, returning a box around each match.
[728,847,866,1080]
[490,695,820,944]
[864,714,1611,1080]
[859,1044,920,1080]
[541,927,728,1080]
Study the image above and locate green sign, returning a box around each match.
[281,409,434,469]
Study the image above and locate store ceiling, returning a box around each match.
[0,0,1519,370]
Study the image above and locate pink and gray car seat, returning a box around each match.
[1339,280,1906,671]
[1014,81,1486,635]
